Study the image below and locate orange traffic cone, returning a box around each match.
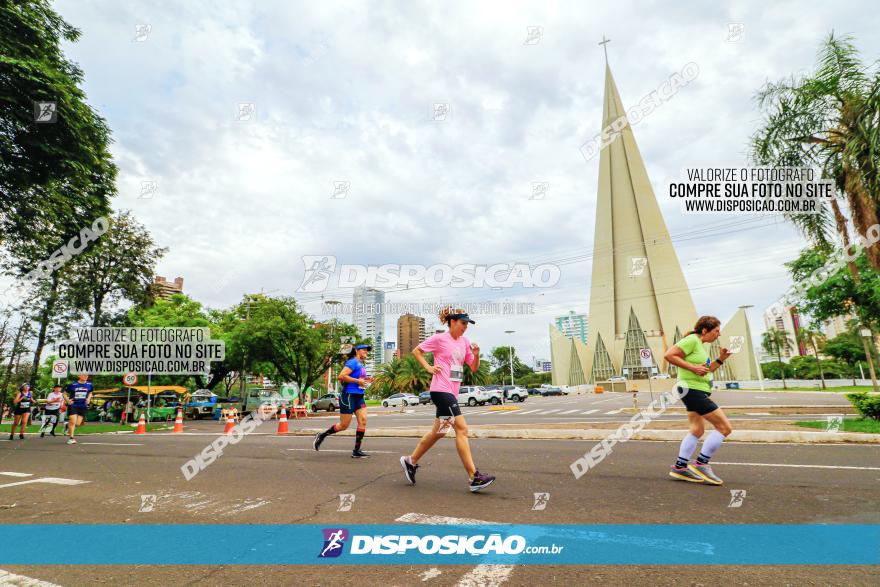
[223,413,235,435]
[276,407,289,435]
[135,412,147,434]
[172,409,184,433]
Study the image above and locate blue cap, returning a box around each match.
[355,344,372,351]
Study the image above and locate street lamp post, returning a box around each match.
[504,330,516,392]
[325,300,343,394]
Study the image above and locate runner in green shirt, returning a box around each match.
[663,316,732,485]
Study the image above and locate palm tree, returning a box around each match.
[762,327,794,389]
[796,325,828,389]
[751,32,880,270]
[463,358,491,386]
[397,355,432,392]
[372,359,402,396]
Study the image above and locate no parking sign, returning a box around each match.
[639,348,653,368]
[52,360,68,380]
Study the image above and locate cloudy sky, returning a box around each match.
[53,0,880,362]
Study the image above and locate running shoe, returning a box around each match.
[67,438,76,445]
[689,463,723,485]
[40,430,46,438]
[313,431,325,451]
[469,470,495,492]
[6,434,12,441]
[50,431,56,437]
[668,465,705,483]
[400,455,419,485]
[351,449,370,458]
[18,434,23,440]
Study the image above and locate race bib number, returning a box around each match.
[450,364,463,383]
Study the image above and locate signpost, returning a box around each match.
[52,360,68,385]
[639,348,655,402]
[123,372,137,425]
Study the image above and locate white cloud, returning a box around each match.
[54,0,880,358]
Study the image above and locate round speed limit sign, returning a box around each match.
[122,372,138,386]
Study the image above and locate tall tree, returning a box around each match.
[751,32,880,271]
[0,0,116,245]
[66,211,167,326]
[762,327,794,389]
[796,325,828,389]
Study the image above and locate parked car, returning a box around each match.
[527,388,542,396]
[539,386,564,397]
[186,389,218,419]
[458,386,491,406]
[419,391,432,405]
[382,393,420,408]
[483,388,504,405]
[311,393,339,412]
[501,385,527,402]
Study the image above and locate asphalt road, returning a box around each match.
[1,428,877,586]
[284,391,859,430]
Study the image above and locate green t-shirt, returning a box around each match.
[675,333,712,393]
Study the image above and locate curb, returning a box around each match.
[286,427,880,444]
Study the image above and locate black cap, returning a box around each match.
[448,313,475,324]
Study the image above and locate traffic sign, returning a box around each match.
[123,372,138,386]
[639,348,653,368]
[52,360,68,379]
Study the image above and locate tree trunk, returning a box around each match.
[810,339,827,389]
[843,164,880,271]
[92,292,105,327]
[28,273,61,388]
[0,319,27,426]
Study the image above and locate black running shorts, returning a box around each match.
[430,391,461,419]
[677,386,719,415]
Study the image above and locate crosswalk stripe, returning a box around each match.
[559,409,581,414]
[581,409,599,415]
[517,409,543,415]
[537,409,560,415]
[606,408,625,414]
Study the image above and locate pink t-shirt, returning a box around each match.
[418,332,474,396]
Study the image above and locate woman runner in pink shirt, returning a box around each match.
[400,306,495,492]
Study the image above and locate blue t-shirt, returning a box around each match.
[67,382,93,407]
[342,358,366,395]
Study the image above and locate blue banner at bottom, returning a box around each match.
[0,524,876,565]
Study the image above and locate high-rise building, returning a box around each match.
[397,313,426,358]
[152,276,184,300]
[353,286,385,373]
[762,305,803,361]
[554,311,589,344]
[384,341,396,364]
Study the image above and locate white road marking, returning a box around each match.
[0,569,63,586]
[76,442,143,446]
[516,410,543,415]
[0,477,89,490]
[457,565,515,587]
[286,448,394,454]
[396,513,514,586]
[0,472,33,477]
[581,410,599,415]
[537,409,560,415]
[712,461,880,471]
[420,568,443,582]
[605,409,625,414]
[558,410,581,415]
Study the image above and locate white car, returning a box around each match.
[608,376,627,383]
[458,386,492,406]
[382,393,420,408]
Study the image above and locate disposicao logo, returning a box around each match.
[318,528,349,558]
